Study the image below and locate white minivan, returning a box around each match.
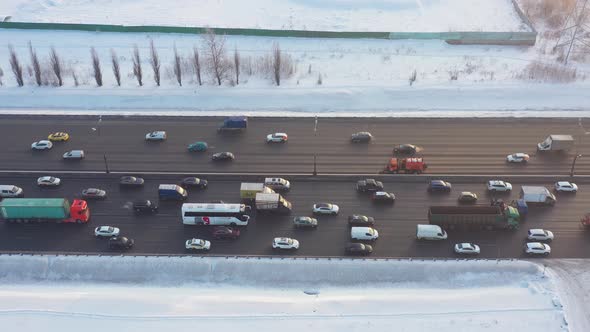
[63,150,85,160]
[0,185,24,198]
[416,224,447,240]
[351,227,379,241]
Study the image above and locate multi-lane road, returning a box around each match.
[0,174,588,258]
[0,116,589,175]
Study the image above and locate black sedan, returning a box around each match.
[348,215,375,226]
[212,152,235,161]
[180,177,208,189]
[393,144,420,155]
[351,132,373,143]
[81,188,107,199]
[108,236,135,250]
[119,176,145,187]
[345,243,373,256]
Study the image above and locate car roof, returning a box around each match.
[489,180,505,185]
[374,191,389,196]
[274,237,291,242]
[354,131,372,136]
[460,191,474,196]
[528,229,545,234]
[557,181,572,186]
[347,243,364,249]
[431,180,446,185]
[526,242,545,248]
[315,203,331,207]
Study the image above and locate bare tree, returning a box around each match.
[132,45,143,86]
[173,45,182,86]
[272,42,281,86]
[29,42,41,86]
[149,40,161,86]
[0,66,4,86]
[49,47,63,86]
[72,70,79,87]
[111,49,121,86]
[233,46,240,85]
[90,47,103,87]
[192,47,202,85]
[409,69,417,86]
[8,45,24,87]
[203,29,229,85]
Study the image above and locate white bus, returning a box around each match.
[182,203,250,226]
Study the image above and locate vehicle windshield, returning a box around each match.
[10,187,18,193]
[540,138,551,148]
[286,239,293,245]
[48,177,55,181]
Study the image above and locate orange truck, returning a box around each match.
[380,157,427,174]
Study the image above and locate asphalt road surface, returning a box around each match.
[0,175,588,258]
[1,116,589,175]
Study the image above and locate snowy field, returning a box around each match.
[0,0,530,32]
[0,255,581,332]
[0,29,589,117]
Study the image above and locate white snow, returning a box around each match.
[0,29,589,117]
[0,0,529,32]
[0,255,577,331]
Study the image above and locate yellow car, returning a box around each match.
[48,132,70,142]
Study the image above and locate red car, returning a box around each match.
[212,226,240,240]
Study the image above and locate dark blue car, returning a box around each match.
[427,180,452,193]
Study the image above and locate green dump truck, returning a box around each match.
[0,198,90,223]
[428,205,519,230]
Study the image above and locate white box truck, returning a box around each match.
[240,183,274,201]
[520,186,556,206]
[255,193,292,214]
[537,135,574,152]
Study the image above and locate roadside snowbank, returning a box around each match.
[0,0,529,32]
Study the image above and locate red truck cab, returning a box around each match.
[381,157,427,174]
[67,199,90,223]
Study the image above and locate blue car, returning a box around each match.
[188,141,208,152]
[427,180,452,193]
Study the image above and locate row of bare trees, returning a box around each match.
[5,31,295,88]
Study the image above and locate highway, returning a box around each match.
[0,174,588,258]
[0,116,589,175]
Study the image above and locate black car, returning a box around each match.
[212,152,235,161]
[356,179,384,192]
[180,177,208,189]
[81,188,107,199]
[119,176,145,187]
[109,236,134,250]
[345,242,373,255]
[348,215,375,226]
[212,226,241,240]
[351,132,373,143]
[133,200,158,214]
[372,191,395,204]
[427,180,452,193]
[393,144,419,155]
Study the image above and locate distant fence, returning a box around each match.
[0,20,537,46]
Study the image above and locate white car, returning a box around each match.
[506,153,530,163]
[266,133,288,143]
[313,203,340,215]
[487,180,512,192]
[145,131,167,141]
[62,150,85,159]
[37,176,61,187]
[185,238,211,251]
[94,226,120,238]
[31,140,53,150]
[554,181,578,193]
[272,237,299,250]
[524,242,551,256]
[527,229,554,242]
[454,243,481,255]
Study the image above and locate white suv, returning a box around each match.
[487,180,512,192]
[145,131,167,141]
[527,229,554,242]
[524,242,551,256]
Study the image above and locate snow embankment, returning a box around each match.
[0,0,530,32]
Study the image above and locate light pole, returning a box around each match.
[313,116,318,176]
[103,153,110,174]
[570,154,582,178]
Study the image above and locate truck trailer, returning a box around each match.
[520,186,556,206]
[240,183,274,201]
[537,135,574,152]
[255,193,292,214]
[0,198,90,223]
[428,205,520,230]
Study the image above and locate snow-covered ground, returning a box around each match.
[0,255,580,331]
[0,29,588,116]
[0,0,530,32]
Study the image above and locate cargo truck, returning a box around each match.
[255,193,292,214]
[218,116,247,132]
[240,183,275,201]
[428,205,520,230]
[520,186,556,206]
[0,198,90,224]
[380,157,427,174]
[537,135,574,152]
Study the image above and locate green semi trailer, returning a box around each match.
[428,206,520,230]
[0,198,90,223]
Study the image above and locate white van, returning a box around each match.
[63,150,85,159]
[351,227,379,241]
[0,185,23,198]
[264,177,291,191]
[416,224,447,240]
